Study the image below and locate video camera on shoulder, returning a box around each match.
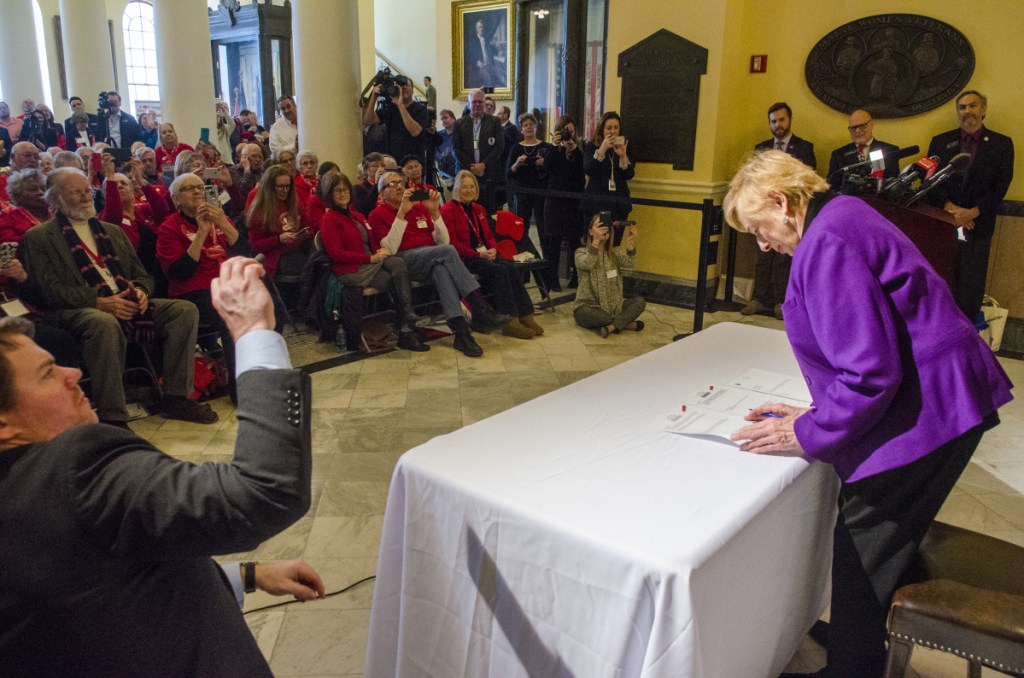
[359,67,407,109]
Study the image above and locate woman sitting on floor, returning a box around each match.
[440,170,544,339]
[317,171,427,353]
[573,214,645,337]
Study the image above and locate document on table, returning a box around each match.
[658,369,811,444]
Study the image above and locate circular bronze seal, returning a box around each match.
[805,14,974,118]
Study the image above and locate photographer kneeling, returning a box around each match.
[573,214,645,338]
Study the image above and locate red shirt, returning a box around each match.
[246,203,304,278]
[367,201,437,252]
[294,174,317,207]
[154,143,194,172]
[156,212,233,298]
[0,203,43,244]
[319,207,377,276]
[439,200,497,260]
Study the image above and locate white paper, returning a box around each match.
[725,369,812,403]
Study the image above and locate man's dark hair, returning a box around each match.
[69,96,83,105]
[768,102,792,118]
[106,91,121,103]
[277,95,296,109]
[400,154,422,167]
[440,109,455,119]
[361,152,384,171]
[424,76,432,84]
[0,317,35,412]
[240,108,254,117]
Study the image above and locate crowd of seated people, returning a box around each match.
[0,83,638,429]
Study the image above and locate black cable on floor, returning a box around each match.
[242,575,376,615]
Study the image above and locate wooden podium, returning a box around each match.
[863,197,959,286]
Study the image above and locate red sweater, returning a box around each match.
[156,212,235,298]
[367,201,437,252]
[246,203,304,278]
[154,143,193,172]
[439,200,497,260]
[0,204,43,244]
[319,207,378,276]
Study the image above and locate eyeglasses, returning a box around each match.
[64,189,93,199]
[274,183,292,190]
[848,121,871,133]
[384,181,404,189]
[334,186,351,193]
[180,185,204,193]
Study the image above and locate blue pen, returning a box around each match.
[749,409,783,419]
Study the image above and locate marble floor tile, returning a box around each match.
[347,389,408,409]
[315,480,390,517]
[934,493,1015,534]
[305,515,386,561]
[268,608,371,676]
[354,371,409,391]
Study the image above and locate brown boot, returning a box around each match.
[520,314,544,335]
[502,317,536,339]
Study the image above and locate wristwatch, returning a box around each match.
[243,561,257,593]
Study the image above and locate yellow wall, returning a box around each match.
[603,0,1024,280]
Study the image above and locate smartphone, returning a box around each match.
[202,167,220,180]
[199,127,210,144]
[410,189,431,202]
[0,242,18,268]
[161,164,175,187]
[614,136,625,146]
[204,185,219,203]
[598,210,613,226]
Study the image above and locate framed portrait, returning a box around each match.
[451,0,515,99]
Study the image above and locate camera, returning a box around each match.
[360,67,405,108]
[204,185,220,203]
[97,91,113,117]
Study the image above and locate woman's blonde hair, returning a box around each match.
[452,170,479,201]
[723,150,829,233]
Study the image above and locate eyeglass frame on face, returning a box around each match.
[274,181,293,191]
[179,184,204,193]
[384,180,404,190]
[847,121,871,133]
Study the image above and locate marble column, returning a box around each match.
[0,0,45,107]
[292,0,365,175]
[153,0,216,151]
[58,0,115,103]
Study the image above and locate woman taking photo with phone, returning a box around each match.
[573,214,645,337]
[581,112,634,244]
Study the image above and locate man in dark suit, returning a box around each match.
[98,90,143,149]
[745,102,816,320]
[0,125,11,167]
[453,89,505,213]
[0,256,317,675]
[62,96,101,148]
[827,109,900,186]
[927,90,1014,322]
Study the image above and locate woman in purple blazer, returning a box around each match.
[723,150,1013,678]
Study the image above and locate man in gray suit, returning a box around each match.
[22,167,217,426]
[0,256,315,675]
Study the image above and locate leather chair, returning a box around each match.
[884,521,1024,677]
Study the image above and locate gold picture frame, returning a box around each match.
[451,0,514,99]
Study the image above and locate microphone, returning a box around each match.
[878,154,939,200]
[836,144,920,176]
[902,153,972,206]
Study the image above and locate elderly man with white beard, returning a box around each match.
[20,167,216,427]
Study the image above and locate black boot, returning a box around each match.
[465,290,509,332]
[447,316,483,357]
[397,329,429,352]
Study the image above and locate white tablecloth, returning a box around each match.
[367,323,839,677]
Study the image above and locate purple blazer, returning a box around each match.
[785,195,1012,482]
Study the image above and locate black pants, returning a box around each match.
[824,415,995,678]
[954,234,992,322]
[463,256,534,317]
[753,248,791,307]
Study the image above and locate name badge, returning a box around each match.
[0,298,30,317]
[608,177,617,192]
[606,268,619,279]
[416,218,429,229]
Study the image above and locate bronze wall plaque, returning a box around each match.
[618,29,707,170]
[805,14,974,118]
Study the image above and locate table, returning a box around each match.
[367,323,839,677]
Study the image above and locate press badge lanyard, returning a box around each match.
[608,155,617,192]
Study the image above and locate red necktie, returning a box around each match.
[857,144,867,161]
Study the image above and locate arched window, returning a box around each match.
[122,0,159,115]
